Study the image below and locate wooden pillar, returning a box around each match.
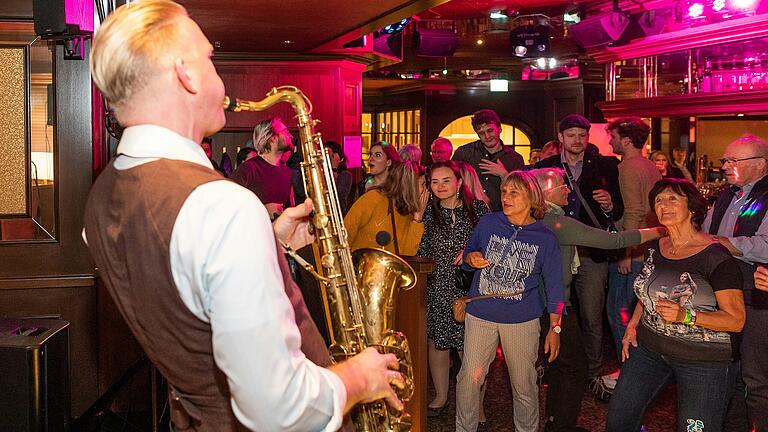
[398,256,434,432]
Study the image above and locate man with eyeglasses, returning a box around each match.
[703,134,768,432]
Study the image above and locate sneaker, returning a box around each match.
[588,376,613,401]
[600,370,620,390]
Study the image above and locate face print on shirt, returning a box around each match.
[634,248,730,344]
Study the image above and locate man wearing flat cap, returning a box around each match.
[534,114,623,413]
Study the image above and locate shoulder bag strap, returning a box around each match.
[561,161,603,228]
[389,199,400,255]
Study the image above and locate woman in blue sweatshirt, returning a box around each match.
[455,170,565,432]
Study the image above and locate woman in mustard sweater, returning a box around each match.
[344,161,428,255]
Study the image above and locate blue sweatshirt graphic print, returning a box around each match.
[462,212,565,324]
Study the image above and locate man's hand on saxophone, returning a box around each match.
[272,198,315,250]
[329,347,406,414]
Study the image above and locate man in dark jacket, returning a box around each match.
[534,114,624,399]
[452,109,525,211]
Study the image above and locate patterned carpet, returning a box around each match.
[426,349,677,432]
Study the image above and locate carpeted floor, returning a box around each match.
[426,349,678,432]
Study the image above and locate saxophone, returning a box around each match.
[224,87,417,432]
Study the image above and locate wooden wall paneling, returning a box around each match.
[0,43,93,277]
[216,60,365,144]
[0,36,97,418]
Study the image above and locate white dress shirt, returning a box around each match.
[94,125,345,431]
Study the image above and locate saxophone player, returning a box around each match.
[84,1,405,431]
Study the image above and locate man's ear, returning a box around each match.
[174,58,197,94]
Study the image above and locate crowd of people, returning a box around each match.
[85,1,766,431]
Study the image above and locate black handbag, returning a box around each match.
[455,266,474,291]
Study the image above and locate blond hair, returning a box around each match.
[501,171,546,219]
[377,161,422,216]
[529,167,565,196]
[91,0,187,109]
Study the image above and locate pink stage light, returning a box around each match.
[713,0,726,10]
[732,0,757,9]
[688,2,705,17]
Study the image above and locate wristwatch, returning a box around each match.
[550,324,562,334]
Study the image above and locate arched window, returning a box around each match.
[438,116,533,162]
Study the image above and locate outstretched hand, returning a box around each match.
[465,251,490,269]
[272,199,315,250]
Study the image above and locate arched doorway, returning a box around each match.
[438,116,534,162]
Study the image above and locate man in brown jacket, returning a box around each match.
[606,117,662,380]
[85,1,404,430]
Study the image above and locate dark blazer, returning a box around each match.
[534,150,624,261]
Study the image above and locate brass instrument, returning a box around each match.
[224,87,417,431]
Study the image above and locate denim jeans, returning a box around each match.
[573,251,608,377]
[607,260,643,362]
[606,344,737,432]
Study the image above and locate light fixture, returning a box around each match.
[514,45,528,56]
[536,57,547,68]
[549,58,558,69]
[713,0,726,10]
[382,18,411,34]
[510,23,550,57]
[490,11,507,19]
[490,79,509,92]
[564,11,581,23]
[688,3,705,18]
[732,0,757,9]
[476,38,484,45]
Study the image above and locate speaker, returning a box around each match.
[0,318,70,432]
[373,32,402,58]
[33,0,93,38]
[510,24,550,57]
[412,28,459,57]
[569,11,629,48]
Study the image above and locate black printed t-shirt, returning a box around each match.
[634,240,743,364]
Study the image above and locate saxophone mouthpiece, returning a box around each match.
[222,96,238,112]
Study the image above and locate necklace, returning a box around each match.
[669,237,692,255]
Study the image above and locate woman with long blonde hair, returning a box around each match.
[345,160,428,255]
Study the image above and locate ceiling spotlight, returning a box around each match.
[536,58,547,68]
[688,3,704,18]
[713,0,726,10]
[490,11,508,19]
[476,38,484,45]
[383,18,411,34]
[514,46,528,57]
[563,11,581,23]
[549,58,558,69]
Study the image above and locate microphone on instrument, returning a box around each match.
[375,231,391,248]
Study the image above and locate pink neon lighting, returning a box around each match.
[732,0,757,8]
[688,2,705,17]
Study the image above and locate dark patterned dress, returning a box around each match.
[418,199,489,350]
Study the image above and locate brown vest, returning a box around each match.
[84,159,331,431]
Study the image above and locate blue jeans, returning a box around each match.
[606,344,737,432]
[607,261,642,361]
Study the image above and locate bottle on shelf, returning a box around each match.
[691,61,700,93]
[713,59,724,92]
[700,59,713,92]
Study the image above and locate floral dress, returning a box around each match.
[417,199,489,350]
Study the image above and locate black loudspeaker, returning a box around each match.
[32,0,93,38]
[569,11,629,48]
[412,28,459,57]
[0,318,70,432]
[510,24,550,57]
[33,0,70,37]
[373,32,402,58]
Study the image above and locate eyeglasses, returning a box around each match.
[719,156,765,165]
[550,183,570,192]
